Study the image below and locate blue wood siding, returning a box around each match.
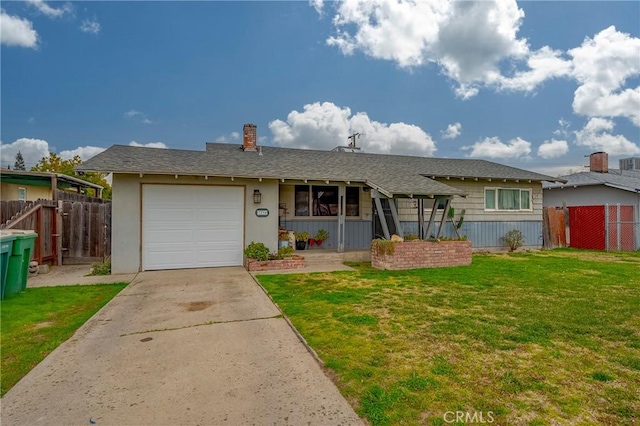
[287,220,372,249]
[288,220,542,249]
[401,221,543,248]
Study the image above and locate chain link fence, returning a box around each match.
[566,204,639,251]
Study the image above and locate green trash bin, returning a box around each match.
[1,233,17,300]
[5,230,37,296]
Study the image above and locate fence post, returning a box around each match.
[604,203,609,251]
[636,204,640,251]
[616,203,621,251]
[57,200,63,266]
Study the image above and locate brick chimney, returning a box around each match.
[243,124,257,152]
[589,152,608,173]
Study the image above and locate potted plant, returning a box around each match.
[294,231,309,250]
[278,229,290,249]
[315,229,329,247]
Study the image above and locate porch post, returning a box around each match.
[435,197,452,238]
[372,189,390,240]
[388,198,403,237]
[338,185,346,252]
[424,197,440,239]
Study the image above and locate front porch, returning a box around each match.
[278,181,461,251]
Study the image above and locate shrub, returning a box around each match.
[244,242,270,261]
[502,229,525,252]
[404,234,419,241]
[89,259,111,276]
[371,239,396,256]
[315,229,329,241]
[277,246,295,259]
[294,231,309,242]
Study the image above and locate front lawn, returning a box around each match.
[257,250,640,425]
[1,283,127,396]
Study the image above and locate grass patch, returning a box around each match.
[1,283,127,396]
[257,250,640,425]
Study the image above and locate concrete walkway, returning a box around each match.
[2,267,363,426]
[27,265,137,288]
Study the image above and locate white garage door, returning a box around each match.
[142,185,244,270]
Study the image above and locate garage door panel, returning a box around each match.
[142,185,244,270]
[196,230,241,243]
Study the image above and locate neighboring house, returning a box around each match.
[543,152,640,250]
[543,152,640,209]
[77,124,560,273]
[0,169,104,202]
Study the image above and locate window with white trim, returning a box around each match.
[18,187,27,201]
[485,188,531,211]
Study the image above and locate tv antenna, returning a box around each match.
[347,132,361,148]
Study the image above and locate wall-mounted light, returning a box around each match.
[253,189,262,204]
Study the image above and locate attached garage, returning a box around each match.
[142,184,244,270]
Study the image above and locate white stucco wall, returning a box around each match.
[111,173,278,273]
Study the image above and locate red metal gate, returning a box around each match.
[568,206,605,250]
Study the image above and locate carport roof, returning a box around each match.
[77,143,561,198]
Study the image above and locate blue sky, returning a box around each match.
[1,0,639,176]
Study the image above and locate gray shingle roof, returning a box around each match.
[543,170,640,193]
[77,143,560,197]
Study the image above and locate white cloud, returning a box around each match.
[442,122,462,140]
[462,136,531,160]
[568,26,640,127]
[0,10,38,48]
[553,118,571,139]
[124,109,153,124]
[215,131,241,143]
[530,165,584,178]
[128,141,168,149]
[309,0,324,15]
[0,138,49,169]
[574,118,640,155]
[0,138,110,168]
[537,139,569,159]
[269,101,436,156]
[26,0,73,18]
[324,0,530,96]
[498,46,572,92]
[79,18,100,35]
[59,146,105,161]
[319,1,640,129]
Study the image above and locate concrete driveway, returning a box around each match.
[1,267,363,426]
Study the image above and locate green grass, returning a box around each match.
[1,283,127,396]
[257,250,640,425]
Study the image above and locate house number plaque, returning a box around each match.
[255,208,269,217]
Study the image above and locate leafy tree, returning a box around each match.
[13,151,26,170]
[31,152,112,199]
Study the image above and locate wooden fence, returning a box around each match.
[61,201,111,264]
[1,199,111,265]
[1,200,31,225]
[542,206,568,249]
[56,190,108,203]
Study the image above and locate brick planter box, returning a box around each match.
[245,255,305,272]
[371,240,472,270]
